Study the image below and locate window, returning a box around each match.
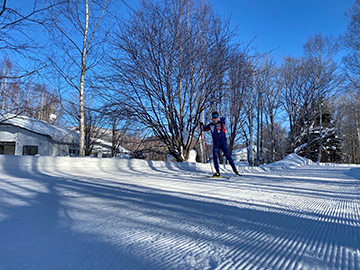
[23,146,38,156]
[0,142,15,155]
[69,148,78,157]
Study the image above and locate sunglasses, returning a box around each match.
[212,115,219,119]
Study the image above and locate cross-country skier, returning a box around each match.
[200,111,240,178]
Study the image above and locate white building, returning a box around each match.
[0,114,79,156]
[91,137,130,158]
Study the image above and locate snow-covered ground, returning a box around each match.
[0,154,359,270]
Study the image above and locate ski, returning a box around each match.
[189,172,242,180]
[190,174,242,180]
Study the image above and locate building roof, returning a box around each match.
[0,114,79,144]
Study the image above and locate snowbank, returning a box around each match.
[265,153,316,167]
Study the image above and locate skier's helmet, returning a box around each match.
[212,111,219,118]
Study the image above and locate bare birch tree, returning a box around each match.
[44,0,111,156]
[0,57,16,114]
[258,55,282,163]
[252,54,279,165]
[278,56,315,155]
[221,48,256,162]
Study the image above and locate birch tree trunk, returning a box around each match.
[356,109,360,163]
[78,0,89,157]
[45,0,109,157]
[248,114,254,166]
[1,66,8,114]
[270,114,276,161]
[317,86,323,163]
[256,87,261,166]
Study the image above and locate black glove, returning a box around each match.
[200,122,204,127]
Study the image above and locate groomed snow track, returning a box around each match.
[0,155,359,270]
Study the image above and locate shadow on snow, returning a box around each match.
[0,156,359,270]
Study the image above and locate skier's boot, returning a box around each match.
[211,172,221,178]
[233,169,241,176]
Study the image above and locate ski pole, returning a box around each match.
[201,124,214,174]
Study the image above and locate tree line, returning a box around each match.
[1,0,360,164]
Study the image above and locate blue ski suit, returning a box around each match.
[203,117,237,173]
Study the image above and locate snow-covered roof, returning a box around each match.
[67,126,130,153]
[0,114,79,144]
[232,146,258,160]
[93,137,130,154]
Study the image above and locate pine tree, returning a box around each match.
[295,103,342,163]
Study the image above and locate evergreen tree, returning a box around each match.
[295,103,342,162]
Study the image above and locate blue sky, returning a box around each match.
[209,0,354,60]
[14,0,354,62]
[121,0,354,60]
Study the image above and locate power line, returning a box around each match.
[118,0,135,13]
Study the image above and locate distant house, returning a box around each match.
[0,114,80,156]
[90,137,130,158]
[67,126,131,158]
[232,146,259,163]
[232,148,249,162]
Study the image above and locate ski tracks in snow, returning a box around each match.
[0,156,359,270]
[119,166,360,270]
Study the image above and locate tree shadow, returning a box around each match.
[345,167,360,181]
[0,157,155,269]
[0,156,359,270]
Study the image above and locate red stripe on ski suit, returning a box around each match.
[203,118,227,146]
